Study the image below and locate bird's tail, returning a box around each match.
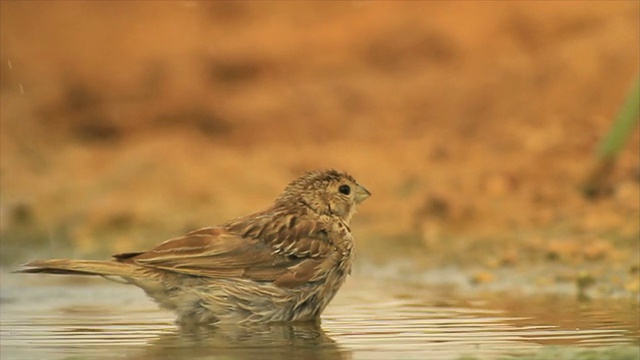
[14,259,139,278]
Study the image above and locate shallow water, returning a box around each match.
[1,270,638,360]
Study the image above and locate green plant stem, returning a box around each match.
[597,77,640,160]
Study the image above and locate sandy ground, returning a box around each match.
[1,2,638,296]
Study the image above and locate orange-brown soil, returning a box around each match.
[1,2,638,296]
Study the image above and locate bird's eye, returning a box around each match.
[338,185,351,195]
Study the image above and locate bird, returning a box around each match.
[16,169,371,324]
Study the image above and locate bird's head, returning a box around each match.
[276,169,371,224]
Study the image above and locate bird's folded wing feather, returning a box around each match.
[112,225,332,288]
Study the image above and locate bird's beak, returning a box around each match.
[354,184,371,204]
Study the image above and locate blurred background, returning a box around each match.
[0,1,638,295]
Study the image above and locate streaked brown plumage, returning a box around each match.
[16,169,370,324]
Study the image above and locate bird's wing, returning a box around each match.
[113,222,334,288]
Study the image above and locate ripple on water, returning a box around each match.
[0,275,638,360]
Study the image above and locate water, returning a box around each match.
[1,270,638,360]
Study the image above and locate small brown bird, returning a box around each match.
[16,169,370,324]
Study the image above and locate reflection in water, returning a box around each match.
[1,315,349,360]
[132,323,349,360]
[1,273,638,360]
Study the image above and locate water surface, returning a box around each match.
[1,269,638,360]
